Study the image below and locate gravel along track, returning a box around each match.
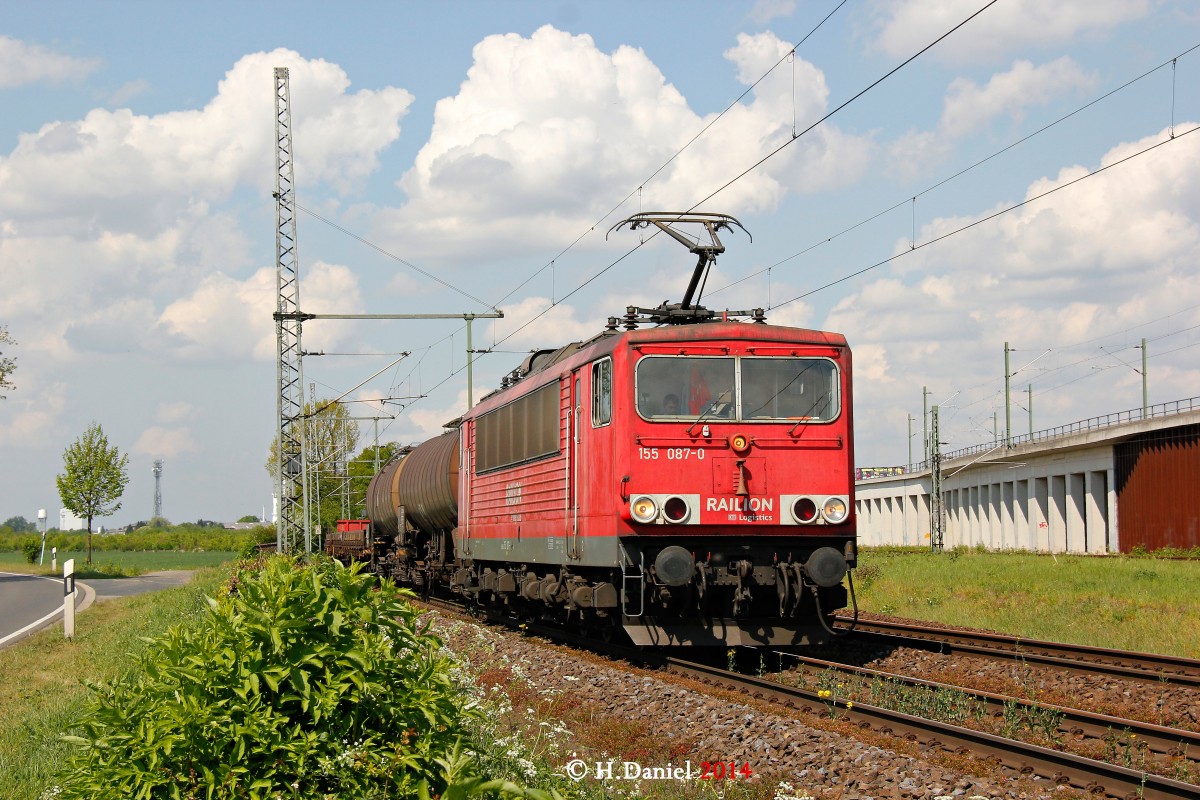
[433,612,1092,799]
[808,631,1200,733]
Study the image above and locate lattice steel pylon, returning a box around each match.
[273,66,311,553]
[152,460,163,519]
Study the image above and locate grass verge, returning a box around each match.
[853,547,1200,656]
[0,550,239,577]
[0,567,227,800]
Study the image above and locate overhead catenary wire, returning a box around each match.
[705,41,1200,301]
[489,0,851,309]
[298,1,974,434]
[941,311,1200,415]
[771,124,1200,309]
[307,8,1196,453]
[296,202,498,313]
[931,323,1200,448]
[683,0,1000,214]
[482,1,998,355]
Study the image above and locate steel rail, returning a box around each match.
[418,601,1199,797]
[665,658,1200,800]
[836,617,1200,687]
[780,652,1200,763]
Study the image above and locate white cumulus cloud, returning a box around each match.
[868,0,1150,64]
[0,49,413,231]
[376,26,869,263]
[940,58,1095,137]
[0,36,100,88]
[158,261,365,362]
[750,0,796,24]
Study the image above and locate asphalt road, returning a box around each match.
[0,571,71,648]
[0,569,195,648]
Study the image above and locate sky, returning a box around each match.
[1,0,1198,528]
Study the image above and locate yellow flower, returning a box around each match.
[846,701,854,710]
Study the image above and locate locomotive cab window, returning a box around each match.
[741,358,838,421]
[591,357,612,427]
[635,355,839,422]
[636,357,735,419]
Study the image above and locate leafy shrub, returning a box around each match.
[51,555,487,799]
[22,538,41,563]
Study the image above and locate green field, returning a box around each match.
[0,549,240,577]
[854,547,1200,657]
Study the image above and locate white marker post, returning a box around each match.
[52,547,57,572]
[63,558,76,640]
[37,509,47,566]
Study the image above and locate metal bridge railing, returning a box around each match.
[897,395,1200,474]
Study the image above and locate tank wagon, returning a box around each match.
[343,214,858,646]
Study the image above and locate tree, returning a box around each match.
[56,422,130,564]
[265,399,360,534]
[2,515,36,533]
[0,325,16,399]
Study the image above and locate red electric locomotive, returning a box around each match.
[359,214,858,646]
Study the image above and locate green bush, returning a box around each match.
[50,555,486,799]
[21,539,41,564]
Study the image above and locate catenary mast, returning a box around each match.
[273,66,311,552]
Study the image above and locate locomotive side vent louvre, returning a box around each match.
[476,382,560,473]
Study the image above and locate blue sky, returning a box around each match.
[2,1,1198,526]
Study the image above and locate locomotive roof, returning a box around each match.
[463,320,848,421]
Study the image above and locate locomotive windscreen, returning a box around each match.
[741,358,839,421]
[636,355,839,422]
[637,356,735,418]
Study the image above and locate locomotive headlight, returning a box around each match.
[630,495,659,523]
[791,497,818,524]
[821,496,848,524]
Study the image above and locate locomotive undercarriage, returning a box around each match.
[443,536,855,647]
[347,527,856,647]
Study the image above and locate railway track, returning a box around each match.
[836,616,1200,687]
[777,651,1200,764]
[422,601,1200,798]
[667,658,1200,800]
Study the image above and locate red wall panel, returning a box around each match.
[1115,424,1200,551]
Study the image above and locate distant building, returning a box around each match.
[58,508,84,531]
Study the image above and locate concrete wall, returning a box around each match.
[856,444,1114,553]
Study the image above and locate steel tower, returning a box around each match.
[152,459,163,519]
[273,66,310,552]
